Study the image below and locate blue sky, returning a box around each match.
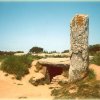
[0,2,100,52]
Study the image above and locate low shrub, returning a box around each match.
[0,55,42,80]
[89,44,100,56]
[90,52,100,66]
[51,69,100,99]
[87,69,96,80]
[52,81,100,99]
[0,55,10,62]
[1,55,29,80]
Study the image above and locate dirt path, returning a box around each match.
[0,61,53,100]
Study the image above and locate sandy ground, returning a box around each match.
[89,64,100,80]
[0,59,100,100]
[0,61,53,100]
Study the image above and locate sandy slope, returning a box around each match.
[0,60,53,100]
[0,59,100,100]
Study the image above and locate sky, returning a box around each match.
[0,2,100,53]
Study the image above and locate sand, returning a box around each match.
[0,60,53,100]
[0,59,100,100]
[89,64,100,80]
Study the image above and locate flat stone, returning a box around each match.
[37,58,70,68]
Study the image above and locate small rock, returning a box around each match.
[68,84,78,94]
[29,73,45,86]
[49,83,61,89]
[5,73,9,76]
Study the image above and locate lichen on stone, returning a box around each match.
[69,14,89,82]
[76,15,84,27]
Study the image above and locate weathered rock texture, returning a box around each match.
[37,58,70,81]
[37,58,70,68]
[30,58,70,86]
[29,73,46,86]
[69,14,89,82]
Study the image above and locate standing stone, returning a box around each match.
[69,14,89,82]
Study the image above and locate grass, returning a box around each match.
[87,69,96,80]
[90,52,100,66]
[0,54,42,80]
[51,69,100,99]
[0,55,10,62]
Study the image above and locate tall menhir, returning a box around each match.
[69,14,89,82]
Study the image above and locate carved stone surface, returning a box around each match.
[69,14,89,82]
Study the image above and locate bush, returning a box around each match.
[26,54,42,60]
[0,55,34,80]
[29,46,43,53]
[89,44,100,56]
[0,51,15,55]
[0,55,9,62]
[62,50,69,53]
[88,69,96,80]
[0,51,24,56]
[90,52,100,66]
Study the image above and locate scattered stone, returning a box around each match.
[51,75,68,83]
[49,75,68,89]
[12,76,15,80]
[18,96,27,99]
[68,84,78,94]
[49,83,61,89]
[54,75,68,84]
[17,83,23,85]
[5,73,9,76]
[29,73,45,86]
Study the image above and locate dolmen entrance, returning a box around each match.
[29,58,70,86]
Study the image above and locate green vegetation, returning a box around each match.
[62,44,100,55]
[0,55,9,62]
[51,69,100,99]
[0,54,42,80]
[90,52,100,66]
[29,46,43,53]
[62,50,69,53]
[88,44,100,66]
[88,69,96,80]
[43,50,48,53]
[89,44,100,56]
[52,80,100,99]
[1,55,30,80]
[0,51,24,56]
[0,51,14,55]
[49,51,57,53]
